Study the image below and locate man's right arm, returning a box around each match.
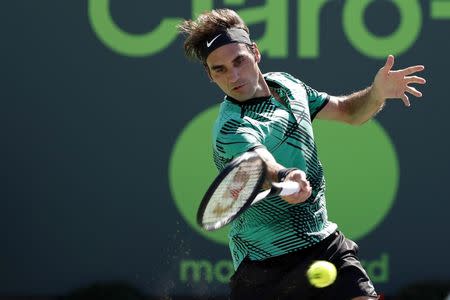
[216,117,311,204]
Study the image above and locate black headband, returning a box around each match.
[200,27,252,61]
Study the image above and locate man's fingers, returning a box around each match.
[289,187,311,204]
[406,75,426,85]
[299,180,312,195]
[401,94,411,107]
[383,55,395,73]
[406,86,422,97]
[282,171,312,204]
[401,65,425,75]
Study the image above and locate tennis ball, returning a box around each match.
[306,260,337,288]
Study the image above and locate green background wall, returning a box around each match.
[1,0,449,298]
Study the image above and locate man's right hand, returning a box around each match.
[281,170,312,204]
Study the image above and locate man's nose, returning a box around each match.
[228,68,239,82]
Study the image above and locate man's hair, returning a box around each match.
[177,9,250,63]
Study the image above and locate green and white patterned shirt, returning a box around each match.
[212,72,337,269]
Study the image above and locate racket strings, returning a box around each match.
[202,160,264,226]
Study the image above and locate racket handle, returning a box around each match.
[273,181,301,196]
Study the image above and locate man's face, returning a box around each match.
[206,43,262,101]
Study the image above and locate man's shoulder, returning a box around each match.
[213,101,241,130]
[264,72,305,88]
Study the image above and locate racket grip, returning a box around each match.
[273,181,301,196]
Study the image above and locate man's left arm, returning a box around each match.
[316,55,426,125]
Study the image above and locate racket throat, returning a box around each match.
[251,188,274,204]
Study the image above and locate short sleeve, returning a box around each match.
[303,83,330,120]
[214,119,263,161]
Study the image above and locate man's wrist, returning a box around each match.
[277,168,299,182]
[368,85,386,106]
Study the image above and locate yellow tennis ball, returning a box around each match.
[307,260,337,288]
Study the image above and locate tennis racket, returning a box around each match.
[197,151,300,231]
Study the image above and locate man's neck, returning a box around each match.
[252,72,271,98]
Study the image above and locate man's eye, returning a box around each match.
[235,57,244,66]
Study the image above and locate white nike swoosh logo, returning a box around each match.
[206,34,222,47]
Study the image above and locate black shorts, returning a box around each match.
[229,231,378,300]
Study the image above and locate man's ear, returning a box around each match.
[204,64,214,82]
[252,43,261,63]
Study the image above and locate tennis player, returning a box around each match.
[178,8,425,300]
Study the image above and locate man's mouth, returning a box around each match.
[232,83,245,91]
